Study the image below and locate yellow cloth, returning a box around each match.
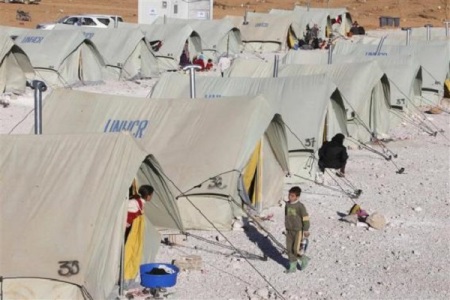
[124,215,145,280]
[243,140,261,205]
[444,79,450,98]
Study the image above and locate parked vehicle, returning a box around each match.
[2,0,41,4]
[36,14,123,30]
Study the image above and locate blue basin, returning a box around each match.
[140,263,179,288]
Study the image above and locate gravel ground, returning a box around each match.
[144,109,450,300]
[1,84,449,300]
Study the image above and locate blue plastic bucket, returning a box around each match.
[140,263,180,288]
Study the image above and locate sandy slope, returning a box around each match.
[1,80,449,300]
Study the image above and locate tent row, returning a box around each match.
[223,6,352,52]
[0,21,241,87]
[2,89,291,298]
[2,26,446,300]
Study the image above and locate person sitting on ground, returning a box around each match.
[125,185,154,243]
[319,39,328,49]
[179,50,190,67]
[193,56,205,70]
[318,133,349,178]
[350,21,365,35]
[205,58,213,71]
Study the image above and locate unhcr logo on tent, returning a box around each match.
[103,119,149,138]
[255,22,269,27]
[365,51,388,56]
[83,32,95,39]
[21,36,44,44]
[204,94,222,99]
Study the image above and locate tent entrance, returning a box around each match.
[243,139,262,209]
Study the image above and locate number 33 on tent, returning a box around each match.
[58,260,80,276]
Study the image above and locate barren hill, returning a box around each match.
[0,0,449,30]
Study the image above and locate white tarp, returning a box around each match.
[282,49,329,64]
[293,6,352,35]
[152,17,242,57]
[340,37,449,105]
[224,13,300,52]
[136,23,202,71]
[331,43,423,109]
[150,72,348,181]
[225,58,392,142]
[283,48,422,109]
[0,133,163,300]
[0,31,34,94]
[52,26,160,80]
[13,29,105,87]
[40,89,289,229]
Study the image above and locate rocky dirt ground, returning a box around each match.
[0,0,449,30]
[2,80,449,300]
[146,108,450,300]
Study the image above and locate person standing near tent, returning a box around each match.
[218,54,231,77]
[125,185,154,243]
[317,133,349,181]
[284,186,310,273]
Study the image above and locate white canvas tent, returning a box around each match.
[0,133,169,300]
[225,59,392,143]
[293,6,352,35]
[283,48,423,110]
[282,49,329,64]
[224,13,301,52]
[0,25,33,39]
[13,29,105,87]
[150,72,348,181]
[52,26,160,80]
[40,89,289,229]
[366,27,448,42]
[0,31,34,94]
[152,17,242,58]
[137,23,202,71]
[330,46,423,109]
[339,37,450,105]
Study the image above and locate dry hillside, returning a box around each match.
[0,0,449,30]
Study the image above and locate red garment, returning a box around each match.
[205,62,213,70]
[126,196,144,227]
[193,58,205,70]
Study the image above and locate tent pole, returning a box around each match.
[402,27,411,46]
[27,80,47,135]
[182,65,202,99]
[327,44,333,64]
[445,21,450,37]
[243,7,248,25]
[424,24,432,41]
[119,236,125,296]
[273,55,279,78]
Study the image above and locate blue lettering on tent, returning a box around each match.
[83,32,94,39]
[255,22,269,28]
[21,36,44,44]
[365,51,388,56]
[204,94,222,99]
[103,119,149,138]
